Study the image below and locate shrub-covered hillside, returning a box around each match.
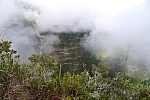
[0,40,150,100]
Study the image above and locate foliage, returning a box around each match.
[0,40,150,100]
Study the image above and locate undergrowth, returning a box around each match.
[0,40,150,100]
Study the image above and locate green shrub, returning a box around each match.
[0,40,150,99]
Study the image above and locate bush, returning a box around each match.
[0,40,150,99]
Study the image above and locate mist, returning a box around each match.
[0,0,150,70]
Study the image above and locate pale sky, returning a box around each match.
[29,0,145,14]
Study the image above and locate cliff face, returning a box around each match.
[37,31,99,73]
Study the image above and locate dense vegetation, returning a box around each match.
[0,40,150,100]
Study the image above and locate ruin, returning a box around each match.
[37,31,99,73]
